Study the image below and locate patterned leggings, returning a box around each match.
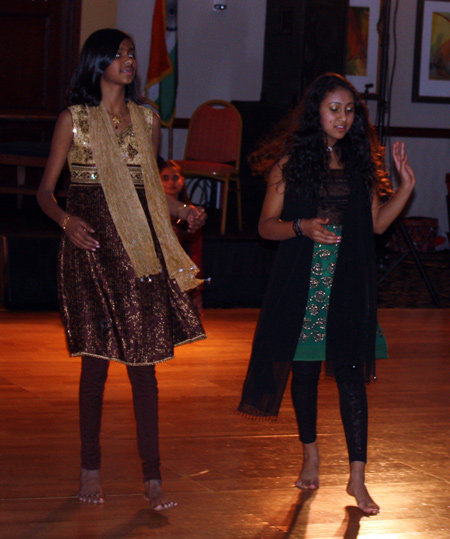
[79,355,161,481]
[291,360,368,463]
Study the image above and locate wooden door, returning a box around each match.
[0,0,81,141]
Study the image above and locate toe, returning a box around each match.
[359,503,379,515]
[153,500,177,511]
[296,478,319,490]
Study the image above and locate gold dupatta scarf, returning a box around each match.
[88,101,201,292]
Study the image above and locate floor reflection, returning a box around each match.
[281,494,370,538]
[2,309,449,538]
[284,490,316,538]
[339,506,369,539]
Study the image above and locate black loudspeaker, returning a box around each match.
[3,236,60,309]
[232,1,349,229]
[202,237,277,307]
[232,100,287,227]
[262,0,349,107]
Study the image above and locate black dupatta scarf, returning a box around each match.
[237,176,376,419]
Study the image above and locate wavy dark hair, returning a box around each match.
[251,73,391,200]
[67,28,142,106]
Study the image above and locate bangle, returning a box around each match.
[61,215,71,230]
[293,218,304,238]
[177,204,188,219]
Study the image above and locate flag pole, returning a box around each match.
[168,125,174,159]
[146,0,178,151]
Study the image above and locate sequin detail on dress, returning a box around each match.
[294,168,350,362]
[297,225,342,349]
[58,105,205,366]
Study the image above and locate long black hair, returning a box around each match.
[67,28,142,106]
[251,73,390,200]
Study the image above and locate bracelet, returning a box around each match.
[61,215,71,230]
[177,204,188,219]
[293,218,304,238]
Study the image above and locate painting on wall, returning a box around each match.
[413,0,450,103]
[346,0,381,97]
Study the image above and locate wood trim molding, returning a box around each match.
[0,115,57,122]
[383,127,450,139]
[1,116,448,140]
[171,118,190,129]
[169,120,450,140]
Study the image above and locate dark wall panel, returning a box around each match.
[3,237,60,309]
[1,13,50,110]
[0,0,81,121]
[262,0,349,107]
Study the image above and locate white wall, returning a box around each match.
[388,1,449,128]
[176,1,267,114]
[117,0,266,109]
[386,1,450,231]
[117,0,266,160]
[80,0,118,46]
[116,0,154,80]
[116,0,450,230]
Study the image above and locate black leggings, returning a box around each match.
[291,360,368,463]
[79,355,161,482]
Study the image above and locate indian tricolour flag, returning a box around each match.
[145,0,178,127]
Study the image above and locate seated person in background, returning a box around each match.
[158,157,204,315]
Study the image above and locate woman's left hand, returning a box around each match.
[186,205,206,233]
[392,141,416,193]
[372,142,417,234]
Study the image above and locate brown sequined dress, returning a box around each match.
[58,105,205,366]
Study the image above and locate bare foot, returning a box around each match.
[78,468,104,504]
[347,461,379,515]
[295,442,320,490]
[144,479,177,511]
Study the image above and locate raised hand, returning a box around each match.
[392,141,416,193]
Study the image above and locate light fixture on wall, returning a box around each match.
[212,0,227,12]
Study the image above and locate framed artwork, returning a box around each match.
[413,0,450,103]
[346,0,381,97]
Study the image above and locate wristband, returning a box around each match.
[177,204,188,219]
[61,215,71,230]
[293,218,304,238]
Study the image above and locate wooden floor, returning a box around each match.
[1,308,449,539]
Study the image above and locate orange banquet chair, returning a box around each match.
[175,100,243,235]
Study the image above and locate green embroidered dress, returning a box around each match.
[294,169,387,361]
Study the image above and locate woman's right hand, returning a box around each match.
[300,217,341,244]
[62,214,100,251]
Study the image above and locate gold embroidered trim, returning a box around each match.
[70,333,206,366]
[88,102,201,291]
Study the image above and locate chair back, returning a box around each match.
[184,100,242,167]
